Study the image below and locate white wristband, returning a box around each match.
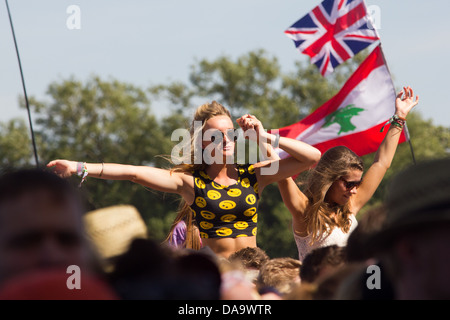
[272,134,280,148]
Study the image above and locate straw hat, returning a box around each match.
[365,157,450,250]
[83,205,148,260]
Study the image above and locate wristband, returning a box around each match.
[99,162,104,178]
[272,133,280,148]
[77,162,88,187]
[380,115,406,133]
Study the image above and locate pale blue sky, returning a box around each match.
[1,0,449,128]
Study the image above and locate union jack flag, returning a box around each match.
[285,0,380,76]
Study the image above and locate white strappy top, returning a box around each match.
[294,214,358,262]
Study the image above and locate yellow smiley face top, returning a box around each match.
[189,164,259,238]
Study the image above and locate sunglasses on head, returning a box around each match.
[339,177,362,190]
[208,129,238,143]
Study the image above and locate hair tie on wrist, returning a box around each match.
[99,162,104,178]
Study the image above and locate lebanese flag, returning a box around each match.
[276,45,407,158]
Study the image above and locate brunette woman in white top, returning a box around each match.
[277,86,419,261]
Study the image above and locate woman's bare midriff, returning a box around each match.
[202,236,257,259]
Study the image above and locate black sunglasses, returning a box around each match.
[208,129,238,143]
[339,177,362,190]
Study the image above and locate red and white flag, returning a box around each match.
[275,45,407,158]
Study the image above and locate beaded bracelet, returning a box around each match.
[380,115,406,132]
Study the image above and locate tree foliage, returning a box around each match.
[0,119,32,167]
[1,50,448,258]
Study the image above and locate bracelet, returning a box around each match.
[380,115,406,132]
[77,162,83,176]
[272,133,280,148]
[77,162,88,187]
[99,162,104,178]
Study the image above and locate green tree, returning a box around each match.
[359,111,450,216]
[26,76,179,240]
[0,50,448,259]
[0,118,32,167]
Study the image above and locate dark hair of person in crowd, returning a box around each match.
[300,245,347,283]
[345,204,387,262]
[108,238,221,300]
[361,157,450,299]
[255,257,302,296]
[228,246,270,270]
[0,168,104,288]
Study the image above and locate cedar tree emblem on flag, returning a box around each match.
[275,45,407,157]
[322,104,365,135]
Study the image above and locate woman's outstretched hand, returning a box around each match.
[395,86,419,119]
[47,160,76,178]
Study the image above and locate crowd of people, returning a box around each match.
[1,86,449,300]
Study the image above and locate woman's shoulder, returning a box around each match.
[173,220,187,232]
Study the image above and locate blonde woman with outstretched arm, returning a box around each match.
[48,101,321,258]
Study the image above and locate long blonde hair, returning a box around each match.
[303,146,363,244]
[164,101,232,249]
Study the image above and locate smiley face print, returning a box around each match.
[241,178,251,188]
[216,227,233,237]
[200,210,216,220]
[234,221,249,230]
[195,177,206,189]
[227,188,242,197]
[195,196,207,208]
[221,214,237,222]
[199,221,214,230]
[245,194,256,205]
[243,207,257,217]
[219,200,237,210]
[207,190,221,200]
[211,181,225,190]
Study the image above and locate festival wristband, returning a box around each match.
[77,162,88,187]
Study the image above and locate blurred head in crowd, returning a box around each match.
[109,238,222,300]
[228,246,269,284]
[256,257,302,296]
[0,169,95,287]
[345,205,387,263]
[300,245,347,284]
[365,158,450,299]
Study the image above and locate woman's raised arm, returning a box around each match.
[352,86,419,212]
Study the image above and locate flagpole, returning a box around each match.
[403,123,416,165]
[5,0,39,168]
[378,43,417,165]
